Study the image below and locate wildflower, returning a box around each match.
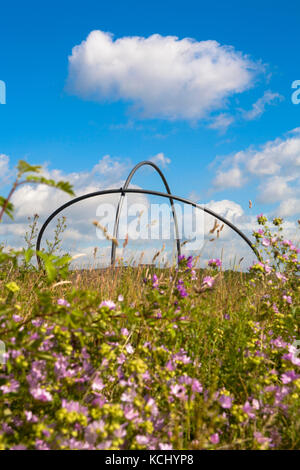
[124,405,139,421]
[186,255,193,270]
[282,344,300,366]
[170,383,187,401]
[25,411,38,423]
[243,401,256,419]
[281,370,299,384]
[202,276,215,288]
[126,343,134,354]
[92,376,105,392]
[62,399,88,415]
[159,443,173,450]
[85,420,105,445]
[57,298,70,307]
[254,432,272,446]
[0,379,19,394]
[121,327,129,336]
[152,274,159,289]
[219,395,233,409]
[283,295,292,304]
[12,314,22,322]
[262,238,270,247]
[30,387,53,402]
[176,279,188,297]
[99,300,116,310]
[118,294,124,302]
[208,258,222,268]
[136,435,149,445]
[257,213,267,224]
[210,433,219,444]
[192,379,203,393]
[275,272,287,283]
[35,440,50,450]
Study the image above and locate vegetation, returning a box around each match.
[0,161,299,450]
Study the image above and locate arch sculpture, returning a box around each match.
[36,161,260,267]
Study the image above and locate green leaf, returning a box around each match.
[17,160,41,176]
[25,176,75,196]
[0,196,14,219]
[23,248,35,264]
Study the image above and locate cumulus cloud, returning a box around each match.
[243,90,283,120]
[213,167,246,190]
[212,130,300,216]
[67,30,260,121]
[150,153,171,168]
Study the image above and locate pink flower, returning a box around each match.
[275,272,287,283]
[12,314,22,322]
[202,276,215,288]
[99,300,116,310]
[0,379,19,394]
[243,401,256,419]
[159,443,173,450]
[208,258,222,268]
[136,435,149,445]
[283,295,292,304]
[210,433,219,444]
[254,432,272,446]
[30,387,53,402]
[281,370,299,384]
[125,343,134,354]
[25,411,38,423]
[57,298,70,307]
[62,399,88,415]
[170,383,187,401]
[92,376,105,392]
[219,395,233,409]
[262,238,270,247]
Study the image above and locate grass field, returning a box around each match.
[0,211,299,450]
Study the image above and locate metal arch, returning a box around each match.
[35,187,261,268]
[111,161,181,265]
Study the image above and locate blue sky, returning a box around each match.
[0,0,299,261]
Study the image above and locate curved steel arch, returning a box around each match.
[111,160,181,265]
[36,188,261,268]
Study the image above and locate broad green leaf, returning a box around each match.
[17,160,41,176]
[25,176,75,196]
[0,196,14,219]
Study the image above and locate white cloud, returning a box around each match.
[277,198,300,217]
[208,113,235,132]
[212,130,300,216]
[213,167,246,190]
[67,30,260,121]
[150,153,171,168]
[243,90,283,120]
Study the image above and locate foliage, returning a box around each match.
[0,214,299,450]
